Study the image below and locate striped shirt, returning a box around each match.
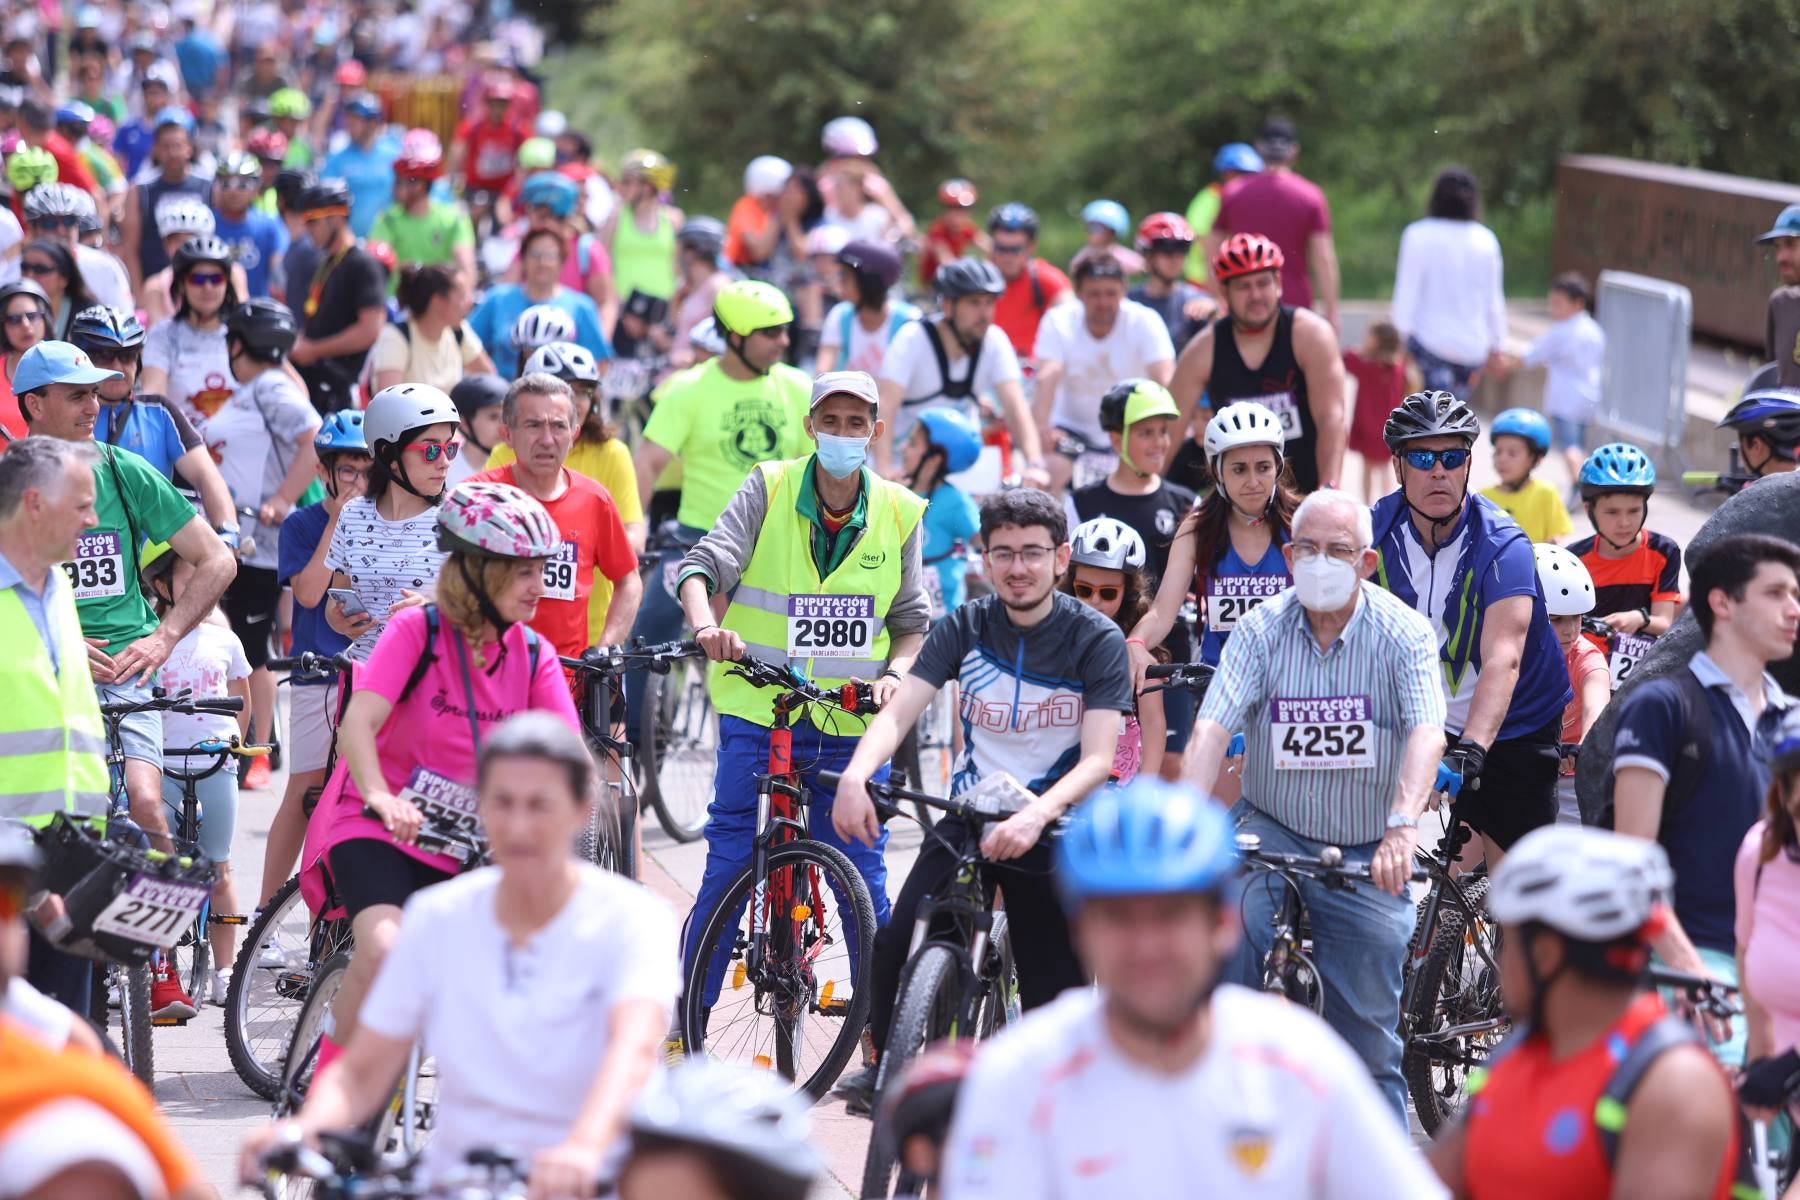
[1199,582,1446,845]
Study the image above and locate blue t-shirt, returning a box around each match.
[212,209,290,299]
[174,32,227,97]
[1199,534,1291,667]
[921,480,979,614]
[278,502,352,679]
[96,401,188,479]
[115,119,155,179]
[468,285,613,380]
[322,134,403,238]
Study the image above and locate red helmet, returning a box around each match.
[1135,211,1195,251]
[334,60,367,88]
[366,240,397,273]
[938,178,977,208]
[1212,232,1284,283]
[246,126,289,162]
[395,143,444,181]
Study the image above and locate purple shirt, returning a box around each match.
[1217,170,1332,309]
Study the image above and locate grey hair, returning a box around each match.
[502,372,574,427]
[0,436,95,520]
[1292,487,1373,548]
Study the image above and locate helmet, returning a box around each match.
[688,317,725,358]
[364,382,461,449]
[1383,390,1480,453]
[152,105,195,135]
[1135,211,1196,252]
[821,116,878,158]
[0,280,49,317]
[1070,517,1146,571]
[630,1061,821,1199]
[1099,378,1180,435]
[676,216,726,258]
[938,178,977,208]
[269,88,312,120]
[1212,142,1264,175]
[878,1041,977,1159]
[88,115,116,147]
[69,305,145,350]
[1212,232,1284,283]
[535,110,568,139]
[934,258,1005,300]
[1577,442,1656,498]
[5,146,57,192]
[437,480,560,560]
[511,304,577,352]
[837,239,903,290]
[517,137,557,171]
[1056,777,1239,908]
[1203,400,1286,470]
[524,341,600,385]
[1533,544,1596,617]
[1719,389,1800,457]
[519,171,578,218]
[54,102,94,130]
[1487,825,1672,944]
[366,241,397,275]
[273,168,315,209]
[1770,707,1800,777]
[916,408,983,473]
[334,60,368,89]
[743,155,792,197]
[449,374,508,424]
[987,202,1039,236]
[1491,407,1552,454]
[314,409,368,456]
[216,149,263,183]
[342,92,383,121]
[803,224,850,259]
[156,196,216,240]
[620,148,676,194]
[400,127,442,158]
[22,182,90,223]
[223,298,298,358]
[171,235,234,278]
[394,137,445,181]
[713,280,794,337]
[1080,199,1130,239]
[300,177,353,215]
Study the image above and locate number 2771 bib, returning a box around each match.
[1270,694,1376,770]
[787,595,876,658]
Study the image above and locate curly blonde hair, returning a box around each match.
[435,554,532,670]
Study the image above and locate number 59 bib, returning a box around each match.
[541,541,578,602]
[1270,694,1375,770]
[787,595,876,658]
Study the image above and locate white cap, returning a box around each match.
[0,1099,166,1199]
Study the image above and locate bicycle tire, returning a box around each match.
[1403,876,1504,1135]
[580,771,638,880]
[682,839,876,1100]
[280,952,352,1111]
[226,876,352,1102]
[643,661,713,842]
[90,963,154,1089]
[974,911,1018,1038]
[861,944,959,1200]
[177,916,210,1010]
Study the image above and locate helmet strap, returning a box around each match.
[1399,463,1468,548]
[726,330,769,378]
[456,555,512,669]
[1746,438,1781,477]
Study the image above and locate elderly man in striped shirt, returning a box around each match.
[1184,487,1446,1119]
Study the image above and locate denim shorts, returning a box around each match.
[160,768,237,862]
[1549,416,1588,452]
[95,678,161,769]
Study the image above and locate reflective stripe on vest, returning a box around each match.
[709,458,925,732]
[0,584,111,822]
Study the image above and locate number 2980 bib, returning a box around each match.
[787,595,877,659]
[1270,694,1376,770]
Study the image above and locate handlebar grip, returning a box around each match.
[1144,663,1181,680]
[1680,471,1722,486]
[1434,761,1463,797]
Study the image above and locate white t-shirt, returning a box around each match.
[141,317,234,426]
[359,865,680,1184]
[202,370,321,569]
[369,320,485,395]
[1526,310,1606,424]
[1390,217,1507,368]
[157,620,250,747]
[1033,300,1174,445]
[942,986,1447,1200]
[878,318,1021,450]
[821,299,920,377]
[324,496,447,661]
[3,977,76,1048]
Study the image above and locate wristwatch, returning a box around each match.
[214,525,240,552]
[1385,811,1418,831]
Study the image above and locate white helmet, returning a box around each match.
[1203,401,1286,471]
[364,382,460,450]
[1533,544,1596,617]
[524,341,600,385]
[821,115,878,158]
[1070,517,1146,572]
[534,109,567,139]
[743,154,792,197]
[1487,825,1672,943]
[689,317,725,358]
[511,304,577,352]
[155,195,215,240]
[804,224,850,259]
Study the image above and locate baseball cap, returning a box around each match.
[1758,204,1800,243]
[0,1100,163,1200]
[809,370,879,411]
[343,92,383,120]
[12,342,123,395]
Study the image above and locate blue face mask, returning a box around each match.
[815,432,870,479]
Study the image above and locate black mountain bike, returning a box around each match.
[160,732,264,1012]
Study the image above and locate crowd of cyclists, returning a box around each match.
[5,3,1800,1198]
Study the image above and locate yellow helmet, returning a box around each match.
[621,148,676,194]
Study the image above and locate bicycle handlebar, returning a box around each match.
[1142,661,1217,697]
[726,656,881,716]
[1647,965,1742,1020]
[817,770,1022,825]
[1237,835,1429,885]
[268,651,353,681]
[99,688,243,718]
[559,638,703,677]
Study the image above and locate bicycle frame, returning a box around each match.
[1399,810,1504,1059]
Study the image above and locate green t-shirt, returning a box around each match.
[643,360,814,529]
[65,445,197,651]
[368,202,475,293]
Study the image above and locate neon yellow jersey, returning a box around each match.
[1184,183,1223,283]
[642,360,814,530]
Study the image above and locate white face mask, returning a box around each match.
[814,431,870,479]
[1293,554,1359,612]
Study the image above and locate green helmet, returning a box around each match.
[517,136,556,171]
[269,88,312,120]
[1098,378,1180,435]
[6,146,57,193]
[713,280,794,337]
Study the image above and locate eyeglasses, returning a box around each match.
[985,545,1056,568]
[1072,581,1122,602]
[403,439,461,462]
[523,249,561,263]
[31,215,79,231]
[990,240,1030,256]
[186,271,227,287]
[1291,539,1367,565]
[333,464,370,484]
[82,346,136,366]
[19,261,57,276]
[3,310,44,327]
[1402,447,1472,471]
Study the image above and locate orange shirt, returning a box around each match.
[1560,634,1609,775]
[725,195,772,267]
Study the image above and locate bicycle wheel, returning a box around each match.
[90,963,154,1089]
[175,912,210,1011]
[1403,877,1505,1134]
[580,771,638,880]
[682,840,875,1099]
[973,911,1018,1038]
[227,876,353,1101]
[643,659,714,842]
[861,944,961,1200]
[280,952,352,1108]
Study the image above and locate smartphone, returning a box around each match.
[326,587,369,617]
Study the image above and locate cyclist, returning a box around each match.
[451,76,530,201]
[669,217,732,366]
[137,233,241,421]
[1034,255,1175,491]
[288,179,387,414]
[1373,391,1572,865]
[1069,199,1144,276]
[986,202,1073,362]
[618,1060,822,1200]
[1428,826,1739,1200]
[1208,117,1340,329]
[367,133,476,290]
[940,779,1446,1197]
[1169,232,1346,495]
[446,373,507,488]
[141,199,251,327]
[1759,205,1800,389]
[901,407,983,616]
[296,483,577,1086]
[1128,211,1215,353]
[1569,443,1682,683]
[1718,388,1800,483]
[16,181,131,310]
[1061,518,1166,780]
[1183,487,1445,1115]
[816,238,919,376]
[210,149,288,300]
[1537,544,1608,825]
[369,263,492,395]
[604,149,683,306]
[830,488,1130,1113]
[250,712,670,1194]
[468,226,611,380]
[118,109,210,294]
[320,92,399,238]
[1183,142,1264,284]
[919,178,985,289]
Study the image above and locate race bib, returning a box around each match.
[1269,695,1376,771]
[62,531,128,600]
[1208,573,1286,633]
[787,595,876,659]
[475,146,513,179]
[396,765,482,851]
[542,540,578,602]
[1608,631,1655,688]
[92,873,208,948]
[1247,390,1302,441]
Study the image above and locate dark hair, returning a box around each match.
[396,262,457,318]
[847,267,890,313]
[561,130,592,161]
[1521,921,1651,989]
[1056,559,1159,653]
[519,225,564,262]
[789,165,824,230]
[1426,167,1481,221]
[23,239,95,331]
[1366,319,1403,364]
[624,1139,806,1200]
[1551,271,1592,309]
[1690,533,1800,642]
[1188,453,1300,591]
[979,488,1066,547]
[1073,254,1126,289]
[1762,771,1798,864]
[174,246,241,324]
[16,98,49,131]
[367,423,443,505]
[0,289,49,354]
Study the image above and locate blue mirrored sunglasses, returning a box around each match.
[1403,447,1472,471]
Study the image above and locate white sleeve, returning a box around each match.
[1390,224,1421,338]
[940,1054,1053,1200]
[820,301,850,349]
[1486,229,1508,356]
[1136,305,1175,365]
[225,631,252,681]
[1315,1031,1449,1200]
[979,328,1023,391]
[605,888,682,1009]
[357,893,437,1043]
[878,321,923,386]
[1032,307,1067,365]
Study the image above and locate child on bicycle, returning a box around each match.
[1568,442,1681,681]
[1062,518,1165,781]
[903,408,983,620]
[144,543,252,1014]
[1480,407,1572,544]
[1535,544,1610,824]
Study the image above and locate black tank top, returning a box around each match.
[1209,305,1320,492]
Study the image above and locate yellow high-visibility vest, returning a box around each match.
[0,578,110,825]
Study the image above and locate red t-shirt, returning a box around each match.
[456,115,526,195]
[993,258,1070,359]
[470,465,637,660]
[1216,169,1331,309]
[725,195,771,268]
[919,216,979,288]
[1342,349,1407,458]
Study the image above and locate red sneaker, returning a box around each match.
[243,755,273,791]
[149,960,198,1021]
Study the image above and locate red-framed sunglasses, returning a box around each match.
[403,439,461,462]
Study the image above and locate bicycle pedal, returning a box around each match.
[150,1016,188,1027]
[209,913,250,926]
[818,995,851,1016]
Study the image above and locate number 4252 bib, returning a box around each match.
[787,595,876,658]
[1270,695,1375,770]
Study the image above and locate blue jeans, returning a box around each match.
[1226,800,1415,1120]
[683,715,892,1008]
[625,532,701,751]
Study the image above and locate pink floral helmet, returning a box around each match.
[436,481,560,560]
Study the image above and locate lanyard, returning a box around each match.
[305,246,351,319]
[450,624,485,758]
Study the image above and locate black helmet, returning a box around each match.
[69,305,146,350]
[273,167,314,208]
[1383,389,1480,454]
[299,177,351,213]
[450,373,508,423]
[837,239,902,290]
[171,235,234,278]
[676,216,726,257]
[987,202,1039,236]
[935,258,1005,299]
[224,298,298,359]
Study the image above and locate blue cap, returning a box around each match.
[153,104,194,133]
[13,341,123,395]
[343,92,383,120]
[1213,142,1264,175]
[1759,204,1800,244]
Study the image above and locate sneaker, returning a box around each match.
[243,756,273,791]
[257,935,293,970]
[205,968,230,1007]
[833,1064,878,1117]
[149,962,198,1021]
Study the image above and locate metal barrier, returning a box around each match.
[1596,271,1693,461]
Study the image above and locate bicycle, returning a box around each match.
[818,770,1023,1200]
[1580,613,1656,689]
[256,1131,532,1200]
[636,525,715,843]
[679,656,882,1099]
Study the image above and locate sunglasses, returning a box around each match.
[83,345,137,366]
[403,439,461,462]
[1402,447,1472,471]
[19,261,57,276]
[219,176,259,190]
[32,215,80,231]
[1072,581,1122,602]
[990,240,1030,255]
[3,310,44,326]
[186,271,227,287]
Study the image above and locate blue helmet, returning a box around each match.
[1491,407,1552,454]
[1718,388,1800,457]
[1056,779,1238,909]
[1578,442,1656,498]
[69,305,145,350]
[1212,142,1264,175]
[986,202,1038,236]
[916,408,983,473]
[1080,199,1130,239]
[520,171,579,218]
[314,409,367,456]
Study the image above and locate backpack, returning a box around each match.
[914,315,985,405]
[1598,668,1713,833]
[395,603,542,706]
[836,302,917,358]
